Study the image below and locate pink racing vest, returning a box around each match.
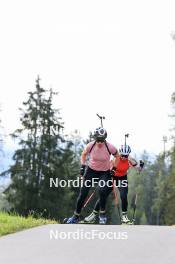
[86,141,117,171]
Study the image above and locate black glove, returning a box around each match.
[139,160,144,169]
[110,167,116,177]
[80,164,86,176]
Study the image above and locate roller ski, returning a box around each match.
[75,211,99,224]
[63,213,97,224]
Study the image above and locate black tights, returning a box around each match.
[94,175,128,212]
[75,167,112,214]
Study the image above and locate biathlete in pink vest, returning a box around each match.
[83,145,144,224]
[65,127,119,224]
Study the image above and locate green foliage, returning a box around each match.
[0,211,57,236]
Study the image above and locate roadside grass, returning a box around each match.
[0,211,57,236]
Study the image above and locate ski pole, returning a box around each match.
[131,164,144,223]
[63,183,97,224]
[124,133,129,146]
[112,179,121,224]
[96,114,105,127]
[132,193,137,223]
[83,187,97,208]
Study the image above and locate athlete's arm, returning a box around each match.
[80,144,91,176]
[128,156,138,167]
[113,149,120,158]
[112,156,120,168]
[81,144,90,165]
[112,146,120,160]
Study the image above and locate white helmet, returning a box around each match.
[94,127,107,141]
[119,145,131,155]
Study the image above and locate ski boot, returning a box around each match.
[99,213,107,225]
[121,212,132,225]
[64,214,80,224]
[83,210,98,224]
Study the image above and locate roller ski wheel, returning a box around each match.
[78,220,96,224]
[78,220,88,224]
[121,221,133,225]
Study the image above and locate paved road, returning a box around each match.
[0,224,174,264]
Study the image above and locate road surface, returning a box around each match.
[0,224,174,264]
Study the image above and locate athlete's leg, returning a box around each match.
[84,173,113,224]
[75,167,97,214]
[98,171,113,213]
[118,175,128,212]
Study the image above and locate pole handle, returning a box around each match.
[124,133,129,146]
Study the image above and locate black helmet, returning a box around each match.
[94,127,107,141]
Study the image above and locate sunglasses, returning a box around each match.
[96,139,105,143]
[121,155,128,158]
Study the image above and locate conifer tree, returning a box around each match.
[3,77,81,219]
